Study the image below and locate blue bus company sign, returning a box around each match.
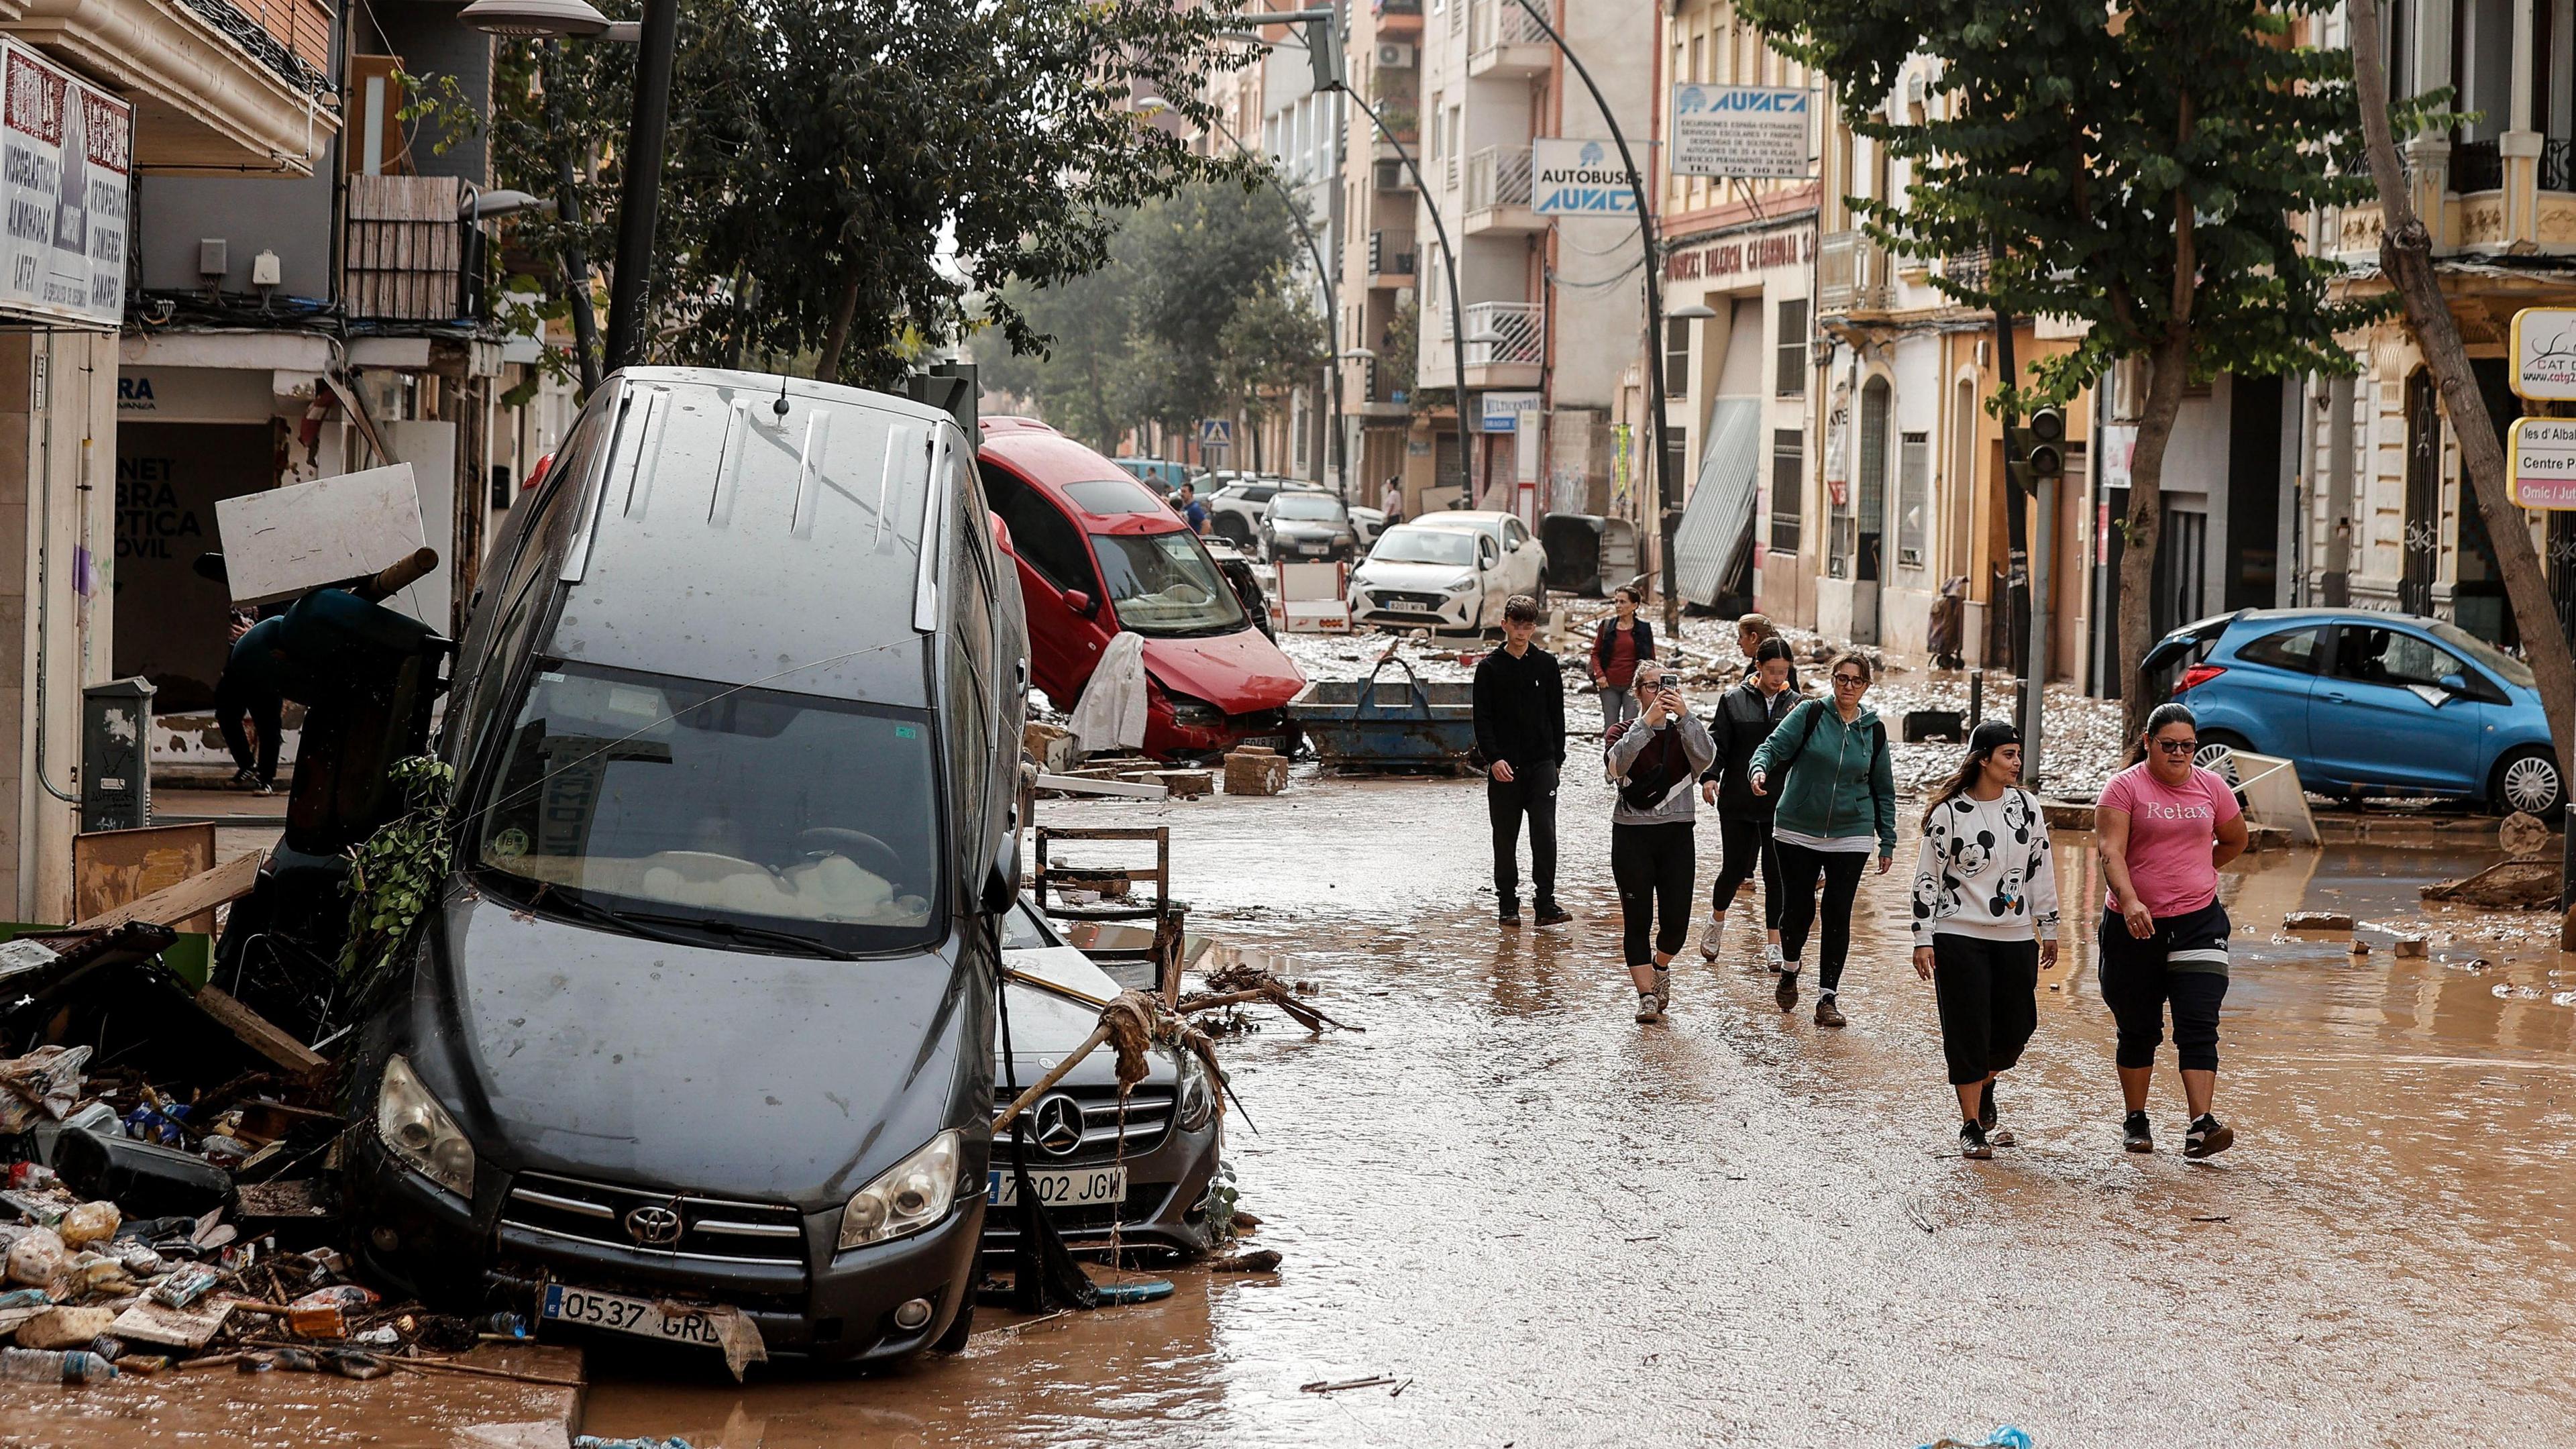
[1531,140,1642,217]
[1670,85,1811,180]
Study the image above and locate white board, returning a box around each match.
[387,419,458,629]
[213,462,427,606]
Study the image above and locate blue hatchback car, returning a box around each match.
[2144,607,2563,818]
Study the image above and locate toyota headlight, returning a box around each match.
[1176,1051,1218,1133]
[837,1129,965,1250]
[1444,576,1477,593]
[376,1053,474,1199]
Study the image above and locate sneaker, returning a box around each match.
[1634,990,1663,1024]
[1774,971,1799,1014]
[252,779,276,797]
[1699,917,1725,961]
[1960,1120,1993,1160]
[1533,902,1573,927]
[1814,993,1846,1028]
[1763,943,1785,973]
[1653,967,1672,1013]
[229,768,261,791]
[1499,900,1522,926]
[2123,1110,2154,1155]
[2184,1114,2236,1160]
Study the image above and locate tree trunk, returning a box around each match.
[816,250,865,382]
[2118,329,2195,747]
[2351,0,2576,814]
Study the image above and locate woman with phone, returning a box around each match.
[2096,702,2250,1159]
[1745,652,1896,1028]
[1909,721,2059,1158]
[1604,661,1715,1024]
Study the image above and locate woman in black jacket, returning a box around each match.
[1699,637,1800,969]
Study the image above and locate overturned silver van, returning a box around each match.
[344,369,1026,1366]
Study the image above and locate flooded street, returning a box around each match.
[580,766,2576,1448]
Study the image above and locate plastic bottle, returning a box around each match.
[480,1311,529,1340]
[56,1201,119,1248]
[0,1348,117,1385]
[3,1162,56,1190]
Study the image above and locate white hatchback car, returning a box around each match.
[1350,514,1546,633]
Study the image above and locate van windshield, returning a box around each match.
[1089,531,1248,635]
[472,661,943,954]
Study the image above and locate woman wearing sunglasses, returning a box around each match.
[1910,720,2059,1158]
[2096,702,2251,1159]
[1746,651,1896,1027]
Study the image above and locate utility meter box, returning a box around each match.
[81,678,156,833]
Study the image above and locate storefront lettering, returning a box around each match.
[1665,230,1813,281]
[115,460,203,559]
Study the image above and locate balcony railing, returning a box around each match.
[1375,0,1423,13]
[1465,146,1533,213]
[1816,229,1884,314]
[1468,0,1548,55]
[2550,138,2576,193]
[182,0,335,93]
[1462,301,1544,368]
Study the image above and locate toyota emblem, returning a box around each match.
[1030,1094,1086,1159]
[624,1203,684,1246]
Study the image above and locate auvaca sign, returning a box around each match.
[0,40,130,329]
[2508,416,2576,510]
[1532,138,1642,217]
[1671,85,1811,179]
[2509,307,2576,401]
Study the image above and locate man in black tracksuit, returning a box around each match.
[1472,594,1568,926]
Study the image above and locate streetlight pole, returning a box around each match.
[1507,0,1678,634]
[603,0,677,371]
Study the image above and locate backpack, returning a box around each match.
[1615,723,1692,811]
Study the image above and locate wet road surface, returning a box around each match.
[578,763,2576,1446]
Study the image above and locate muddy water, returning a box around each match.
[584,767,2576,1446]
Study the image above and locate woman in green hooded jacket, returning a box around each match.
[1747,651,1896,1027]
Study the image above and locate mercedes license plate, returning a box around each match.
[541,1284,724,1349]
[987,1166,1127,1209]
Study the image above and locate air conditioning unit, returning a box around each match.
[1377,42,1416,69]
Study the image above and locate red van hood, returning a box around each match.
[1138,629,1305,713]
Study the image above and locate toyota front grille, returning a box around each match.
[502,1171,808,1266]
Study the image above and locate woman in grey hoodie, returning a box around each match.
[1605,661,1717,1024]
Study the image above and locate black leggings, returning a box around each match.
[1776,839,1868,992]
[1931,934,2039,1087]
[1611,821,1695,967]
[214,667,282,784]
[1709,814,1780,928]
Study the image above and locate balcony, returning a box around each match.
[1816,230,1886,316]
[1466,0,1550,78]
[1462,300,1543,388]
[1368,229,1416,286]
[7,0,341,172]
[1374,0,1423,34]
[1464,146,1540,233]
[1352,353,1407,417]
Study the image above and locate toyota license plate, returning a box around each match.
[987,1166,1127,1209]
[541,1283,725,1349]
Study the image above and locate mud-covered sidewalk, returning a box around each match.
[580,763,2576,1448]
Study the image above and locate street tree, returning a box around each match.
[1740,0,2416,737]
[489,0,1254,391]
[2346,0,2576,843]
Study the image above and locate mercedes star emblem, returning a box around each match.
[624,1203,684,1246]
[1031,1094,1086,1159]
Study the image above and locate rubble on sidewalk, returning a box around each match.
[1223,747,1289,796]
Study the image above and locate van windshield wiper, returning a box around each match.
[502,884,712,951]
[614,910,863,961]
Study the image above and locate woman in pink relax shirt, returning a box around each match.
[2095,702,2250,1160]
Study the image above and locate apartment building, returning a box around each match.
[1338,0,1424,504]
[1396,0,1654,521]
[1256,12,1343,486]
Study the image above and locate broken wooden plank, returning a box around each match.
[70,851,262,932]
[1035,773,1169,800]
[193,984,331,1078]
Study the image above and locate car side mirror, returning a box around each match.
[1065,589,1097,619]
[981,834,1022,914]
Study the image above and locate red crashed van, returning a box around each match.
[977,417,1304,758]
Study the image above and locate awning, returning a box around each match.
[1672,397,1760,608]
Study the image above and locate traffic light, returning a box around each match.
[2004,405,2067,494]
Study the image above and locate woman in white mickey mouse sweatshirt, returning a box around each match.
[1909,720,2060,1159]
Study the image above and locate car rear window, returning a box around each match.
[1063,477,1175,515]
[2234,626,2323,673]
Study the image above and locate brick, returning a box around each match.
[1224,753,1289,796]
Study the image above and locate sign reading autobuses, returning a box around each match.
[0,40,130,329]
